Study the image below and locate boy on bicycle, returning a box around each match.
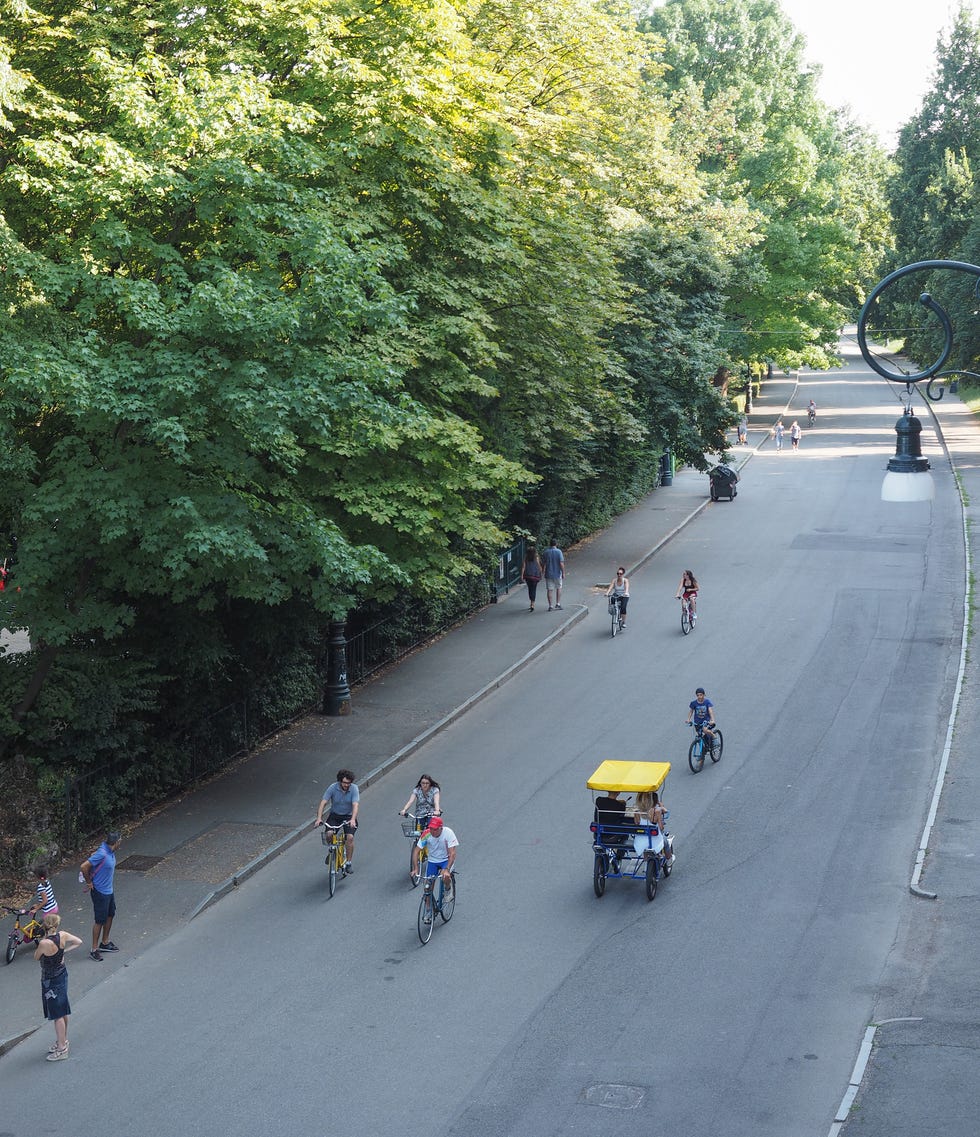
[416,817,458,895]
[686,687,716,747]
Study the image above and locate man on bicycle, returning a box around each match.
[315,769,359,873]
[416,816,458,895]
[686,687,716,747]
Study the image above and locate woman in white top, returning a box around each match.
[605,567,630,629]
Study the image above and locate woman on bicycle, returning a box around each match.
[675,570,698,619]
[400,775,442,830]
[605,567,630,629]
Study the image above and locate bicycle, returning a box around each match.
[401,812,430,888]
[608,597,626,637]
[680,596,697,635]
[688,721,723,774]
[317,821,351,897]
[417,869,457,944]
[3,904,45,964]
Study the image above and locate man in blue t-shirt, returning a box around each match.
[81,831,122,961]
[686,687,716,746]
[541,539,565,611]
[316,769,360,873]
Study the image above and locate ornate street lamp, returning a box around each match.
[857,259,980,502]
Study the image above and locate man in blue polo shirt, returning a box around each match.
[81,831,122,961]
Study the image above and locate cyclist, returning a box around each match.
[605,567,630,630]
[686,687,716,748]
[807,399,816,424]
[315,768,359,873]
[416,817,458,910]
[675,569,699,621]
[400,774,442,880]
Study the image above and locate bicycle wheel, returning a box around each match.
[593,855,607,897]
[680,606,691,635]
[439,872,457,922]
[610,605,618,637]
[418,892,434,943]
[5,934,17,964]
[645,856,658,901]
[710,728,724,762]
[688,737,705,774]
[410,846,425,889]
[327,844,339,897]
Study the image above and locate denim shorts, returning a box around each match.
[91,887,116,925]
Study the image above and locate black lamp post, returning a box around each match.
[857,259,980,502]
[322,619,351,716]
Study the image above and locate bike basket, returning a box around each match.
[401,821,419,838]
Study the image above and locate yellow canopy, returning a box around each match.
[587,760,671,793]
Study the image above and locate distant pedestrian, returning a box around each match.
[541,539,565,611]
[34,913,82,1061]
[772,421,784,451]
[29,864,59,919]
[80,830,122,960]
[520,546,543,611]
[790,420,801,450]
[737,415,748,445]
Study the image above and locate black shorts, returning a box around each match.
[327,812,357,834]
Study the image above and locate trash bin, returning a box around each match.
[659,450,673,487]
[708,464,738,502]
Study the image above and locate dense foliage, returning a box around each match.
[883,5,980,375]
[0,0,893,862]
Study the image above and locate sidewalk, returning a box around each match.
[0,378,796,1052]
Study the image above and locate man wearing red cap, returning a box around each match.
[416,816,458,897]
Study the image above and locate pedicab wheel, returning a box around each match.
[5,935,16,964]
[418,893,434,944]
[688,738,705,774]
[645,857,658,901]
[593,855,607,897]
[439,872,457,923]
[710,729,724,763]
[680,607,691,635]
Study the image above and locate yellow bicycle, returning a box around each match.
[317,822,350,897]
[3,905,45,964]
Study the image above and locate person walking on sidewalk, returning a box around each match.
[541,539,565,611]
[80,831,121,961]
[35,913,82,1061]
[737,414,748,445]
[605,567,630,630]
[790,420,801,450]
[772,420,785,451]
[520,545,543,611]
[316,769,360,873]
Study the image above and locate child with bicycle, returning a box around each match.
[29,865,59,921]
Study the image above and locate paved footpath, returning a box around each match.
[3,366,977,1137]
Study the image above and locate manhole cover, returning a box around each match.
[583,1084,646,1109]
[116,854,165,872]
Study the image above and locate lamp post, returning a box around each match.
[857,259,980,502]
[322,619,351,716]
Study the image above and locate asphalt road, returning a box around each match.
[1,354,963,1136]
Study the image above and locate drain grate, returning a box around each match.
[116,854,166,872]
[583,1084,646,1110]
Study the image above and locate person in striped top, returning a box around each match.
[30,866,59,919]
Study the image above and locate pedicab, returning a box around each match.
[588,760,674,901]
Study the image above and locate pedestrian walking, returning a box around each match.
[790,420,801,450]
[80,830,122,960]
[34,913,82,1061]
[520,545,543,611]
[737,414,748,445]
[772,421,785,451]
[541,539,565,611]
